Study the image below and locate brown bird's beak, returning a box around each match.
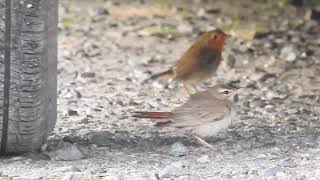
[225,83,240,91]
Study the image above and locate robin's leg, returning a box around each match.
[191,133,214,149]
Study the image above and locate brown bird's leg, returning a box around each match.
[183,84,199,96]
[191,84,201,92]
[191,133,214,149]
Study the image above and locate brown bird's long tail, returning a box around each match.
[132,111,173,118]
[143,69,173,83]
[132,111,173,125]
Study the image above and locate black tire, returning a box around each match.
[0,0,58,154]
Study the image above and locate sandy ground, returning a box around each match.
[1,0,320,179]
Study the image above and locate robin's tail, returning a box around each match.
[132,111,173,118]
[143,69,174,83]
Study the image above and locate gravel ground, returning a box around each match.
[1,0,320,179]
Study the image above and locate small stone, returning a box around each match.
[81,72,96,78]
[169,142,188,157]
[103,175,122,180]
[12,177,40,180]
[55,142,86,161]
[80,118,89,124]
[77,128,91,137]
[171,161,185,168]
[264,167,284,177]
[61,172,81,180]
[74,90,82,99]
[257,153,267,158]
[158,162,185,178]
[68,109,79,116]
[265,91,287,99]
[89,131,113,147]
[151,81,165,90]
[89,6,109,16]
[9,156,26,162]
[226,54,236,69]
[196,155,210,163]
[249,71,266,82]
[53,166,80,173]
[40,143,48,152]
[0,177,11,180]
[280,45,298,62]
[133,70,149,82]
[0,177,10,180]
[177,23,193,34]
[311,6,320,22]
[197,8,206,17]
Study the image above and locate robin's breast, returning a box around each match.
[178,68,212,83]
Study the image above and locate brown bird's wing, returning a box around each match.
[169,92,231,128]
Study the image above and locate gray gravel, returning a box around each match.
[1,0,320,179]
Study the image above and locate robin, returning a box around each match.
[145,29,230,93]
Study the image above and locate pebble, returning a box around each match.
[103,175,122,180]
[256,153,267,158]
[89,6,109,16]
[8,156,26,162]
[177,23,193,34]
[196,155,210,163]
[158,161,185,178]
[0,178,10,180]
[264,167,285,177]
[265,90,288,100]
[55,142,86,161]
[12,177,41,180]
[226,54,236,69]
[311,6,320,22]
[61,172,81,180]
[280,45,298,62]
[133,69,149,82]
[77,128,91,137]
[68,109,79,116]
[53,166,80,173]
[151,81,165,90]
[169,142,188,157]
[81,72,96,78]
[89,131,113,147]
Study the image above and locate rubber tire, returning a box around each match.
[0,0,58,154]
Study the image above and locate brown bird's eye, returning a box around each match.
[223,90,230,95]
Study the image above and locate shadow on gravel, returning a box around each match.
[46,119,320,153]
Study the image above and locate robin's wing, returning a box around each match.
[174,46,220,78]
[169,92,231,127]
[173,44,202,77]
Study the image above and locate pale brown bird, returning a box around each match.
[146,29,230,92]
[133,84,239,148]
